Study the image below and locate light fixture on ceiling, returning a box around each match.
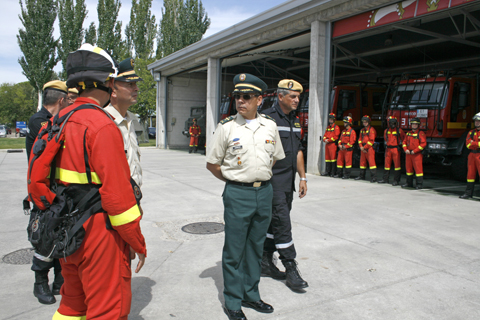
[384,34,394,47]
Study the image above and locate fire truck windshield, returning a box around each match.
[390,82,448,110]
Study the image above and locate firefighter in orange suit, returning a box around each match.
[378,116,405,186]
[355,115,377,182]
[334,116,356,179]
[459,112,480,199]
[189,118,201,153]
[47,44,147,320]
[402,117,427,190]
[321,113,340,177]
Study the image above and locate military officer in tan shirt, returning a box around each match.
[104,57,143,202]
[207,73,284,320]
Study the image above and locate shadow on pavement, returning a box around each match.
[130,277,156,320]
[199,260,224,306]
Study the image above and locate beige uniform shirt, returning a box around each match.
[207,113,285,183]
[104,105,143,187]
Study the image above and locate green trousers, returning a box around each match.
[222,182,273,310]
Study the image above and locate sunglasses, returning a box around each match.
[233,94,259,100]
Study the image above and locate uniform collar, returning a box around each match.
[104,104,129,125]
[235,112,264,126]
[273,101,294,120]
[40,106,53,117]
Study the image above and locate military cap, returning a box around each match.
[115,57,143,82]
[233,73,267,94]
[410,117,421,124]
[43,80,68,94]
[68,88,79,94]
[278,79,303,93]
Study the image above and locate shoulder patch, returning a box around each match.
[261,114,276,123]
[220,116,234,125]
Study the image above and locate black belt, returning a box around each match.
[227,180,270,187]
[342,147,353,151]
[470,150,480,154]
[386,145,401,149]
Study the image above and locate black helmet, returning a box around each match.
[361,115,371,123]
[66,44,118,91]
[410,117,421,124]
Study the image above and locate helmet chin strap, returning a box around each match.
[96,84,113,108]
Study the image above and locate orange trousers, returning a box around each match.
[189,136,199,147]
[54,213,132,320]
[467,152,480,182]
[385,147,401,170]
[359,148,376,169]
[325,143,337,162]
[337,149,353,168]
[405,153,423,177]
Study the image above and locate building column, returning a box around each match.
[156,76,168,149]
[308,20,331,175]
[206,57,221,158]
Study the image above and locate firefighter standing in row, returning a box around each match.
[49,44,147,320]
[334,116,356,179]
[459,112,480,199]
[26,80,69,305]
[261,79,308,291]
[321,113,340,177]
[378,116,405,186]
[67,87,79,105]
[189,118,201,153]
[402,117,426,190]
[355,115,377,182]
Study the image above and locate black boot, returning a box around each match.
[355,169,366,180]
[343,168,352,179]
[52,271,64,295]
[194,147,197,153]
[370,169,377,183]
[282,260,308,290]
[392,169,401,186]
[261,252,286,280]
[402,175,414,188]
[333,167,342,178]
[330,162,337,177]
[378,169,390,184]
[321,162,331,176]
[415,176,423,190]
[459,182,475,199]
[33,271,56,304]
[188,147,193,153]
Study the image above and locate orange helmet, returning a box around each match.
[387,116,397,121]
[361,115,371,123]
[343,116,353,125]
[328,113,336,119]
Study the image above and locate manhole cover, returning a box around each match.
[181,222,224,234]
[3,248,34,265]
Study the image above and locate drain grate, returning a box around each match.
[181,222,224,234]
[3,248,34,265]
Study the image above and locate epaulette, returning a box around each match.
[220,116,234,125]
[261,114,276,123]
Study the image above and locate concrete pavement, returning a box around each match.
[0,148,479,320]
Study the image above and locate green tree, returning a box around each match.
[17,0,59,109]
[156,0,210,59]
[57,0,87,80]
[0,82,37,126]
[125,0,157,59]
[97,0,125,61]
[85,22,97,45]
[129,58,156,129]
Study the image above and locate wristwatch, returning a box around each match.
[300,177,308,182]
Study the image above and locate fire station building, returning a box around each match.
[148,0,480,175]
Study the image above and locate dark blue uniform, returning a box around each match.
[26,107,52,159]
[261,101,303,260]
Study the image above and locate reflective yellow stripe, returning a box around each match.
[347,144,352,147]
[337,165,343,168]
[447,122,468,129]
[370,166,377,169]
[56,168,101,184]
[395,167,401,171]
[402,144,406,147]
[360,166,367,169]
[367,141,373,146]
[109,205,141,227]
[53,311,86,320]
[345,165,352,168]
[467,143,472,148]
[467,179,475,182]
[406,172,414,176]
[478,142,480,147]
[385,167,390,170]
[416,173,423,177]
[418,146,424,150]
[331,138,336,141]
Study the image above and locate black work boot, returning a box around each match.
[378,169,390,184]
[415,176,423,190]
[193,147,198,153]
[33,271,56,304]
[52,271,64,295]
[343,168,352,179]
[402,176,414,188]
[188,147,193,153]
[333,167,342,178]
[355,169,366,180]
[459,182,475,199]
[370,169,377,183]
[282,260,308,290]
[321,162,331,176]
[261,252,286,280]
[330,163,337,177]
[392,169,401,186]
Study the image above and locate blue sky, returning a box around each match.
[0,0,282,84]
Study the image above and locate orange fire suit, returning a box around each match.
[466,128,480,183]
[402,129,426,178]
[323,123,340,163]
[337,127,356,170]
[48,98,146,320]
[358,126,377,170]
[189,124,201,147]
[384,127,406,171]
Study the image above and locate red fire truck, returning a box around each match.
[384,71,479,180]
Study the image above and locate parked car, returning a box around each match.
[5,126,11,135]
[19,128,27,137]
[148,127,156,139]
[0,125,6,138]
